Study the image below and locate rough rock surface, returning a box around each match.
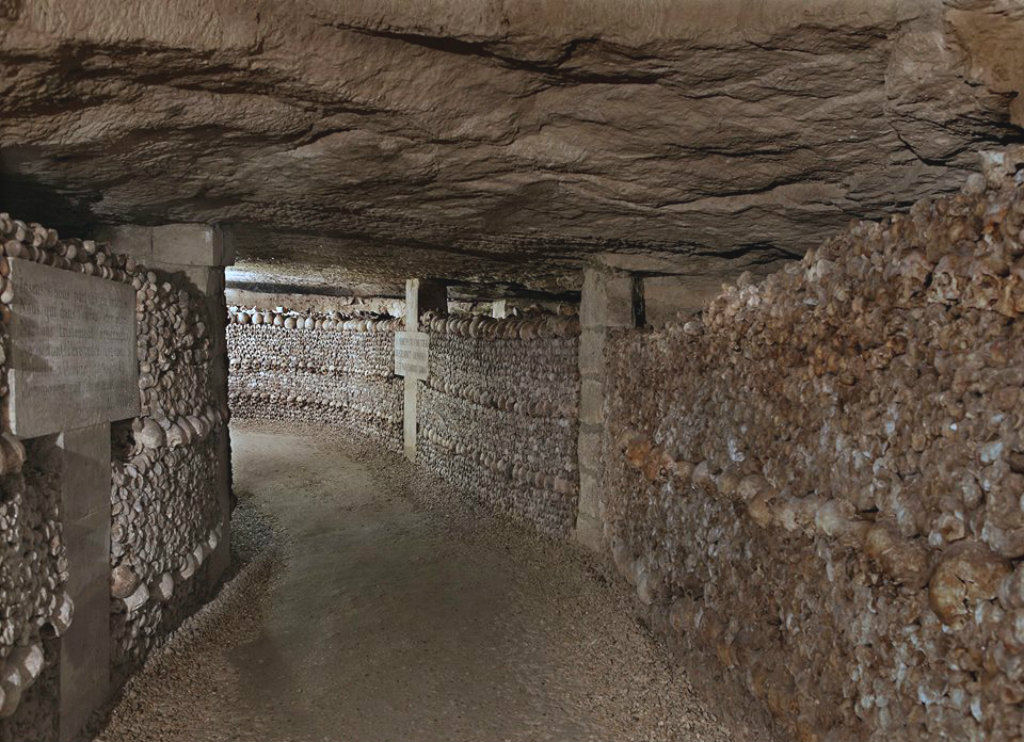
[2,1,1022,294]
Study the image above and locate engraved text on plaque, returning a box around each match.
[394,331,429,380]
[8,259,139,438]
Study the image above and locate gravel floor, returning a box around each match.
[96,421,778,742]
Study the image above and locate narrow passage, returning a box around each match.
[99,422,774,742]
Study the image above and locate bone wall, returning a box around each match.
[0,435,64,741]
[417,314,580,536]
[603,177,1024,741]
[227,310,404,451]
[0,214,230,739]
[110,265,227,678]
[109,226,231,682]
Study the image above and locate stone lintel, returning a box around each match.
[97,223,235,269]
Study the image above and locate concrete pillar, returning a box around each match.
[491,299,507,319]
[576,266,641,551]
[98,223,235,585]
[58,423,111,741]
[403,278,446,461]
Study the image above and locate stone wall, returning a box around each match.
[227,309,403,451]
[417,314,580,536]
[0,214,231,740]
[603,178,1024,741]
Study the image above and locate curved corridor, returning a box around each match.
[97,423,774,742]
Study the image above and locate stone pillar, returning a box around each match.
[576,266,641,551]
[98,223,235,585]
[491,299,507,319]
[58,423,111,740]
[403,278,446,461]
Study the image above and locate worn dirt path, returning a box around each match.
[98,422,776,742]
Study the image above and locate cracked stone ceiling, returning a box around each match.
[1,0,1022,298]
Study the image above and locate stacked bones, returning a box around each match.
[605,176,1024,741]
[0,213,228,711]
[418,313,580,536]
[0,437,67,737]
[112,269,226,677]
[0,214,132,734]
[227,308,403,450]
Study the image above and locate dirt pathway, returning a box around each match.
[98,422,775,741]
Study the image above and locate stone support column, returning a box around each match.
[576,266,641,551]
[403,279,447,461]
[58,423,111,740]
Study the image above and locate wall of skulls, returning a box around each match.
[227,310,404,451]
[603,178,1024,741]
[417,314,580,536]
[0,214,229,738]
[0,433,65,741]
[111,265,227,680]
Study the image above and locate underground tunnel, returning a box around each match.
[1,1,1024,740]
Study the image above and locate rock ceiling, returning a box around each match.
[1,0,1022,297]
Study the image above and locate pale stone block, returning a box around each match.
[578,468,601,517]
[152,223,224,266]
[101,224,234,268]
[395,331,429,379]
[575,513,604,551]
[58,427,110,523]
[405,279,421,331]
[58,422,111,741]
[578,329,606,376]
[218,224,237,266]
[205,266,226,297]
[95,225,153,261]
[604,274,638,328]
[579,268,605,329]
[578,426,603,465]
[579,378,605,426]
[403,376,418,461]
[580,267,637,329]
[8,259,139,437]
[59,587,109,740]
[643,275,723,327]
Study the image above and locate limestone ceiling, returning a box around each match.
[1,0,1021,296]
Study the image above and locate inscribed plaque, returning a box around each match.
[395,331,429,380]
[8,259,139,437]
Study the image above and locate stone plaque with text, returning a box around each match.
[8,259,139,438]
[394,331,429,380]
